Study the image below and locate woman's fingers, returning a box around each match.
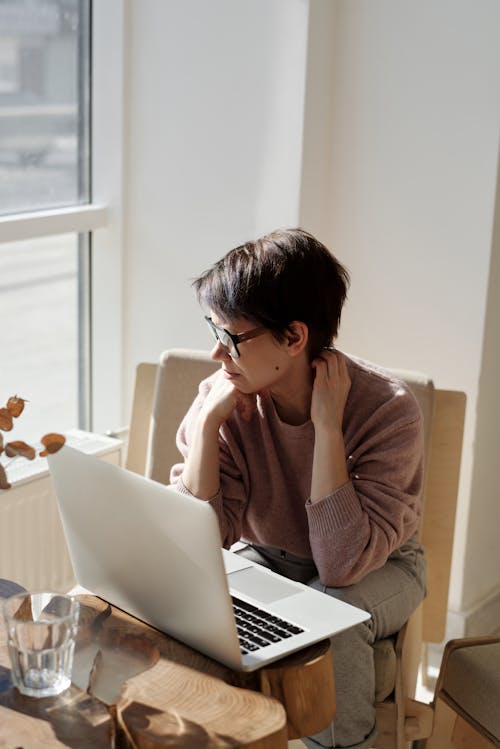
[313,350,343,381]
[203,378,257,425]
[311,351,351,430]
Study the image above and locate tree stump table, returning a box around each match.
[0,584,335,748]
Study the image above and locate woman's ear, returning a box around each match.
[285,321,309,356]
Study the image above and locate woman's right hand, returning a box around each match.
[181,374,256,500]
[200,377,256,427]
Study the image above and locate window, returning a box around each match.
[0,0,97,443]
[0,0,90,214]
[0,233,87,441]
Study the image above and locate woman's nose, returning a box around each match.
[210,341,231,362]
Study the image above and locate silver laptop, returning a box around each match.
[48,446,370,672]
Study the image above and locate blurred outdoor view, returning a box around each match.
[0,0,89,446]
[0,235,79,445]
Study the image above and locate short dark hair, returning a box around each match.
[193,228,350,359]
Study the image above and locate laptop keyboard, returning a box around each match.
[231,595,305,655]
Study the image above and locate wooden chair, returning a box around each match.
[126,349,466,749]
[424,635,500,749]
[372,371,466,749]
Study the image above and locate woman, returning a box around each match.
[170,228,426,749]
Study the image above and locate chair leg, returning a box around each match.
[423,695,497,749]
[425,695,461,748]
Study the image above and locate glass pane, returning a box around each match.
[0,0,90,215]
[0,234,82,444]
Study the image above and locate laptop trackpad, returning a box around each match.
[228,567,302,604]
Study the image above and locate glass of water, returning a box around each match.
[2,591,79,698]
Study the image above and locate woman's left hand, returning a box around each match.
[310,350,351,433]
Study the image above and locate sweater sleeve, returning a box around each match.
[306,390,424,586]
[169,374,249,548]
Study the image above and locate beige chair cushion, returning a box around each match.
[147,348,217,484]
[442,642,500,739]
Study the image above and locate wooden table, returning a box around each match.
[0,581,335,748]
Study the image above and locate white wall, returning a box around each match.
[122,0,309,418]
[461,148,500,619]
[299,0,500,623]
[121,0,500,629]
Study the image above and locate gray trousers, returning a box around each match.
[237,539,426,749]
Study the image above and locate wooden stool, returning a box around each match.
[425,636,500,748]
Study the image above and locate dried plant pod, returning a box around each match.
[4,441,36,461]
[0,433,3,455]
[6,395,27,418]
[39,433,66,457]
[0,408,13,431]
[0,463,11,490]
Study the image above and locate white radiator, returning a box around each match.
[0,430,122,593]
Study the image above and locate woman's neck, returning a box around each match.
[269,362,313,426]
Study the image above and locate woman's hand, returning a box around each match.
[310,350,351,434]
[200,377,256,427]
[309,350,351,502]
[182,377,254,500]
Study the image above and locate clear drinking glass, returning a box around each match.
[2,591,79,698]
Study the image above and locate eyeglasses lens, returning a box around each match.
[205,318,239,358]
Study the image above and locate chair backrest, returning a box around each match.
[126,349,218,482]
[127,350,466,645]
[390,369,466,644]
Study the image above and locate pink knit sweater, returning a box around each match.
[170,353,424,586]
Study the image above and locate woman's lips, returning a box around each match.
[222,369,240,379]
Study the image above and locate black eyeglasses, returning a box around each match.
[204,316,267,359]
